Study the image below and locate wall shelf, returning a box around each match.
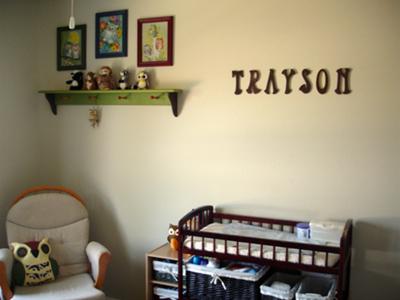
[38,89,182,117]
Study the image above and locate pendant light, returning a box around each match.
[68,0,75,29]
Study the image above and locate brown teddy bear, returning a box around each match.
[96,66,116,90]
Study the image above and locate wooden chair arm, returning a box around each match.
[95,251,111,289]
[0,261,13,300]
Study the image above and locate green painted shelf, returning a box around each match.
[39,89,182,117]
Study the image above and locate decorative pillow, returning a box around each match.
[11,238,59,286]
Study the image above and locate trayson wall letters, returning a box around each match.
[232,68,352,95]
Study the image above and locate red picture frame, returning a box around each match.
[137,16,173,67]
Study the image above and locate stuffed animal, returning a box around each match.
[66,71,84,90]
[11,238,59,286]
[96,66,116,90]
[118,69,129,90]
[167,224,179,251]
[132,71,149,89]
[84,72,98,90]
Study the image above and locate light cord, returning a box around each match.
[69,0,75,29]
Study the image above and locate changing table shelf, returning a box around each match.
[146,243,191,300]
[38,89,182,117]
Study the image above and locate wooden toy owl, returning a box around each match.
[167,224,179,251]
[11,238,59,286]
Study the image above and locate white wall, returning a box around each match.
[34,0,400,299]
[0,1,41,246]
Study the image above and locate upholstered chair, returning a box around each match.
[0,186,111,300]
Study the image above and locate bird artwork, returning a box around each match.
[167,224,179,251]
[11,238,59,286]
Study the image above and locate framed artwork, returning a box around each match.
[57,25,86,71]
[138,16,173,67]
[96,9,128,58]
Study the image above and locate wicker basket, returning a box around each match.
[186,261,269,300]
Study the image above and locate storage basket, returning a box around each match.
[260,272,302,300]
[186,261,269,300]
[295,276,336,300]
[153,260,185,283]
[153,286,183,300]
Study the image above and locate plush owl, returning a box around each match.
[11,238,59,286]
[132,71,149,89]
[167,224,179,251]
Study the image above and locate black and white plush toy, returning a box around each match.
[66,71,84,90]
[118,69,129,90]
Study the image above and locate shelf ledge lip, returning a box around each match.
[39,89,182,94]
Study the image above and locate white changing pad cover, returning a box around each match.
[184,222,339,267]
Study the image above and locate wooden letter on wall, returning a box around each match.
[316,69,329,94]
[246,70,262,94]
[299,69,312,94]
[335,68,352,94]
[264,69,279,94]
[232,70,245,95]
[282,69,297,94]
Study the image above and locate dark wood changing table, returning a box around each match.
[177,206,352,300]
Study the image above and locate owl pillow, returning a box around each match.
[11,238,59,286]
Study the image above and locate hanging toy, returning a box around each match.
[66,71,84,90]
[132,71,149,89]
[118,69,129,90]
[88,107,100,128]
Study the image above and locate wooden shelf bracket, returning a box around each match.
[44,93,57,115]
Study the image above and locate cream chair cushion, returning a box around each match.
[11,273,105,300]
[6,192,89,276]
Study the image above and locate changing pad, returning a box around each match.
[184,222,339,267]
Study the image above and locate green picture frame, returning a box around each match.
[57,25,87,71]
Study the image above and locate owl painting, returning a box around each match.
[11,238,59,286]
[167,224,179,251]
